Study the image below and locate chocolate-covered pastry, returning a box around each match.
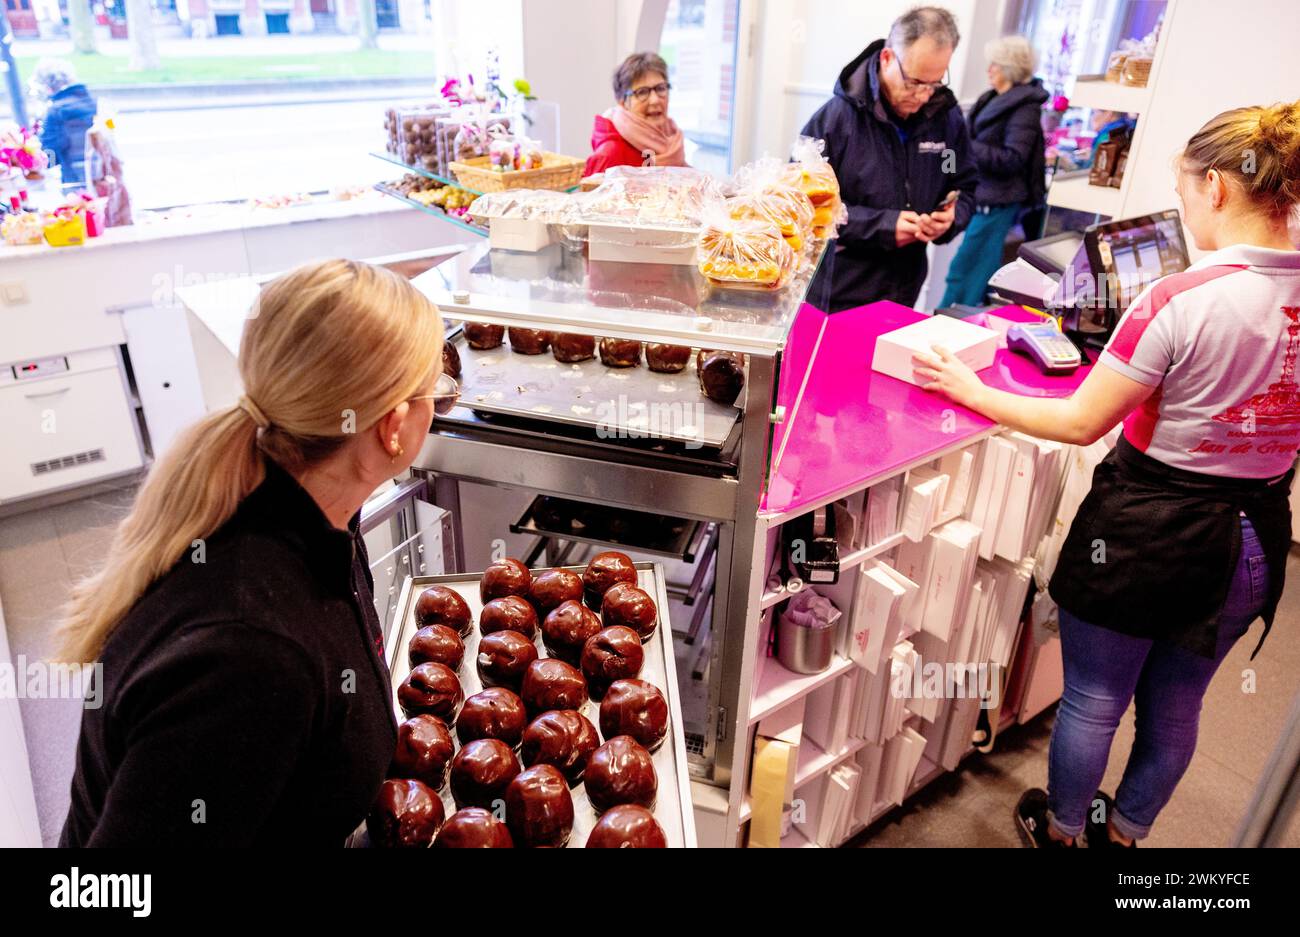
[528,568,584,617]
[520,658,588,717]
[508,327,551,355]
[520,709,600,784]
[450,738,521,811]
[408,623,465,671]
[580,626,645,700]
[441,341,462,380]
[585,736,658,814]
[599,679,669,752]
[434,808,515,848]
[552,333,596,363]
[600,582,658,641]
[397,662,464,724]
[367,778,445,848]
[582,551,638,609]
[698,350,745,405]
[391,714,455,789]
[505,764,574,848]
[599,338,643,368]
[480,557,532,604]
[464,322,505,349]
[414,585,473,637]
[541,599,602,665]
[477,630,539,691]
[646,343,691,373]
[479,595,539,640]
[586,804,668,848]
[457,687,528,748]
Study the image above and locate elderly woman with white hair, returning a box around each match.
[939,35,1048,308]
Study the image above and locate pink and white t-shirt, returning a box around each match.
[1099,243,1300,478]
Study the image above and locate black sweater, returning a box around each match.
[60,461,397,846]
[966,79,1049,207]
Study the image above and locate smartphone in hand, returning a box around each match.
[932,190,959,213]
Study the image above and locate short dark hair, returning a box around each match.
[613,52,669,100]
[888,6,961,51]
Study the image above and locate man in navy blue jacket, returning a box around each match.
[803,7,977,312]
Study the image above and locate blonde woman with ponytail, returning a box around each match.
[918,101,1300,848]
[58,259,446,846]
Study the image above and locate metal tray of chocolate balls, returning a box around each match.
[381,557,697,848]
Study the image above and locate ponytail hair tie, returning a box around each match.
[237,395,271,430]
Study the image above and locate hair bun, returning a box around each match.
[1256,100,1300,207]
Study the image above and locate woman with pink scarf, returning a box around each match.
[584,52,688,177]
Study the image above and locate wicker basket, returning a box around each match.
[449,153,585,193]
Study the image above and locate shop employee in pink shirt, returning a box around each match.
[916,100,1300,848]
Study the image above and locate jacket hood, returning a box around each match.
[52,83,93,102]
[974,77,1049,126]
[833,39,960,124]
[590,112,624,149]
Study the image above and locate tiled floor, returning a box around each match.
[4,486,1299,848]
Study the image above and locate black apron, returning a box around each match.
[1048,436,1293,659]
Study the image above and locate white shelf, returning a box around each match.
[1046,174,1122,216]
[759,585,790,610]
[749,653,856,726]
[838,532,906,572]
[1068,77,1150,114]
[738,736,870,823]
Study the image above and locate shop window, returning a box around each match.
[658,0,741,175]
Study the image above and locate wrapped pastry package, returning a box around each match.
[577,165,726,228]
[782,136,847,238]
[468,189,578,222]
[728,157,815,255]
[696,208,796,290]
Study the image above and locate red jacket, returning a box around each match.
[584,114,647,177]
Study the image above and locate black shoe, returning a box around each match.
[1083,791,1136,848]
[1015,788,1075,848]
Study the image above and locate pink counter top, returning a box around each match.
[761,301,1091,517]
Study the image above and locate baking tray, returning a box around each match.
[386,562,697,848]
[449,334,741,449]
[511,495,703,561]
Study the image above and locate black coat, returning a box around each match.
[60,461,397,846]
[801,39,978,311]
[966,79,1049,207]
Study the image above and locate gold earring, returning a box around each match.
[390,444,404,462]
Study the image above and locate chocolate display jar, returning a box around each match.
[541,599,603,665]
[434,808,515,848]
[520,658,588,717]
[456,687,529,748]
[367,778,445,848]
[464,322,505,350]
[480,557,533,603]
[584,736,658,814]
[585,804,668,848]
[598,679,669,753]
[599,582,658,641]
[479,595,539,640]
[408,623,465,671]
[476,629,539,691]
[580,626,645,700]
[390,714,455,789]
[582,551,638,609]
[520,709,600,784]
[414,585,473,638]
[397,661,464,724]
[449,738,522,810]
[505,764,575,848]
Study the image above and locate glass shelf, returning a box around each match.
[370,150,486,195]
[408,239,833,357]
[372,184,488,238]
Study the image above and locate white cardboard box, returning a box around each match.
[587,223,700,265]
[871,315,998,386]
[488,217,554,252]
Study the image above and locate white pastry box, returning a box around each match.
[871,315,998,387]
[486,217,554,252]
[586,222,700,266]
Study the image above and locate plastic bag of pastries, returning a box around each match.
[727,158,815,255]
[781,136,847,239]
[696,208,796,290]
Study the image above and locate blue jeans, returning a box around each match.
[1046,515,1269,840]
[939,203,1021,308]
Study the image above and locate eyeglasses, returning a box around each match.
[408,372,460,416]
[891,48,950,94]
[625,82,671,102]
